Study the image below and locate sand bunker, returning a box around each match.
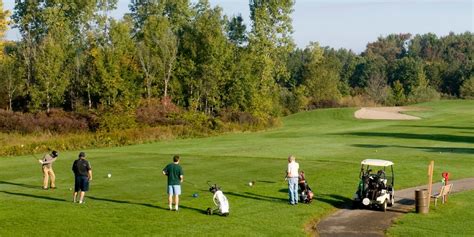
[355,107,421,120]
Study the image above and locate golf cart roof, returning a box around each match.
[361,159,394,167]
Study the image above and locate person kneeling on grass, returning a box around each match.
[72,152,92,204]
[163,155,184,211]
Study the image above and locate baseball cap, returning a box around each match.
[79,152,86,158]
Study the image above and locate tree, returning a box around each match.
[303,42,341,107]
[92,18,139,108]
[388,57,426,96]
[179,0,231,113]
[227,14,247,46]
[0,49,22,110]
[32,33,69,112]
[391,80,405,105]
[350,55,386,89]
[366,71,391,105]
[0,0,9,55]
[365,33,411,62]
[28,5,73,112]
[460,76,474,99]
[248,0,295,116]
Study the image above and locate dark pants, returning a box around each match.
[74,175,89,192]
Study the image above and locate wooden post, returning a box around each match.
[427,161,434,211]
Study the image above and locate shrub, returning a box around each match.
[135,98,182,126]
[407,86,441,103]
[338,95,379,107]
[97,108,137,132]
[460,77,474,99]
[0,109,89,134]
[279,87,308,115]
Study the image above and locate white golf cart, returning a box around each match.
[353,159,395,212]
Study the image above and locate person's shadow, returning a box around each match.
[0,190,67,202]
[0,180,40,189]
[87,196,206,214]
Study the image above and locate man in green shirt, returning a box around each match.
[162,155,184,211]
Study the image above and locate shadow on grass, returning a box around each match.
[392,125,474,130]
[88,196,168,210]
[87,196,206,214]
[314,194,352,209]
[0,180,40,189]
[226,191,287,203]
[179,205,208,214]
[352,144,474,154]
[0,190,67,202]
[256,180,277,184]
[338,132,473,144]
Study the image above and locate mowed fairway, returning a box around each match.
[1,100,473,236]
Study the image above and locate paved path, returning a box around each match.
[316,178,474,237]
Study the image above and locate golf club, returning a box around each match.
[31,154,42,164]
[184,180,197,187]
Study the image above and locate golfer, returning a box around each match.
[39,150,59,190]
[163,155,184,211]
[72,152,92,204]
[286,155,299,205]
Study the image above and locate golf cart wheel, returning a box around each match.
[352,201,360,209]
[381,200,387,212]
[388,195,394,207]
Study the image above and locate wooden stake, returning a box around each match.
[427,160,434,211]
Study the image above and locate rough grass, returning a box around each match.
[0,100,472,236]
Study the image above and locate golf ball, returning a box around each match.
[248,182,253,186]
[192,193,198,198]
[107,173,112,178]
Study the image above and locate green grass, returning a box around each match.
[0,100,473,236]
[388,190,474,237]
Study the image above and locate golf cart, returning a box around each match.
[353,159,394,212]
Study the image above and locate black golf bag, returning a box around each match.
[298,171,314,203]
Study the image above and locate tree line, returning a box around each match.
[0,0,473,126]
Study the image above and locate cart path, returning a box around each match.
[316,178,474,237]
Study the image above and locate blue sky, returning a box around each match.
[4,0,473,52]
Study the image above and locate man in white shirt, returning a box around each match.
[286,155,299,205]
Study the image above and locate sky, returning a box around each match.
[3,0,473,52]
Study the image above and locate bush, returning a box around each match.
[407,86,440,104]
[0,109,89,134]
[338,95,379,107]
[279,87,308,115]
[460,77,474,99]
[97,108,137,132]
[135,98,182,126]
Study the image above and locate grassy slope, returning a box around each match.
[0,100,472,236]
[388,190,474,237]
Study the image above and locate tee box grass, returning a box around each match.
[0,100,473,236]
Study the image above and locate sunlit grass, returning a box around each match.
[0,100,472,236]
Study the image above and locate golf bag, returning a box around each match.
[206,183,229,216]
[298,171,314,203]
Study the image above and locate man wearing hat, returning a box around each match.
[72,152,92,204]
[39,150,59,190]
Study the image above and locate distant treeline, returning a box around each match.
[0,1,472,132]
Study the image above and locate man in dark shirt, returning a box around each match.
[72,152,92,204]
[162,155,184,211]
